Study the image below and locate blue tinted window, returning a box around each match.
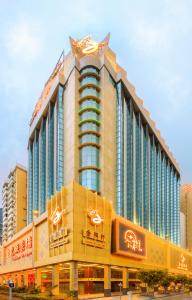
[80,169,99,191]
[80,134,99,144]
[80,110,99,121]
[80,100,99,110]
[81,67,99,74]
[80,87,99,98]
[81,76,99,86]
[80,146,99,167]
[80,122,99,132]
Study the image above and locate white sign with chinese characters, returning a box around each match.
[177,253,188,271]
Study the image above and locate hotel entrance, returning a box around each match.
[59,263,70,295]
[78,263,104,296]
[41,267,52,292]
[111,267,122,293]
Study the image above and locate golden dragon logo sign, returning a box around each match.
[87,208,103,225]
[70,34,110,57]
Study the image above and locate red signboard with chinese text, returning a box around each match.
[5,231,32,262]
[111,219,146,259]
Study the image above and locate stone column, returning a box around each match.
[35,268,42,289]
[23,271,28,287]
[122,268,129,295]
[104,265,111,296]
[17,273,22,287]
[70,261,78,298]
[52,264,60,296]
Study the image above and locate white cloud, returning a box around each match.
[129,23,169,55]
[123,0,192,56]
[5,20,43,63]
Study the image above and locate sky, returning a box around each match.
[0,0,192,204]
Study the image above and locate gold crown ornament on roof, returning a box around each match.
[70,33,110,57]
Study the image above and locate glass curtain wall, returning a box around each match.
[39,118,46,214]
[28,84,64,223]
[116,81,180,244]
[116,82,124,216]
[28,143,33,223]
[56,85,64,192]
[33,130,39,213]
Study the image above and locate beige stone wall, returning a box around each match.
[100,67,116,207]
[187,192,192,250]
[64,69,79,185]
[181,187,192,250]
[15,167,27,233]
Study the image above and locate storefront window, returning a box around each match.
[59,264,70,295]
[78,264,104,295]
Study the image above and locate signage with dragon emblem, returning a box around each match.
[70,34,110,58]
[87,208,103,225]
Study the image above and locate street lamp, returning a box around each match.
[118,282,122,300]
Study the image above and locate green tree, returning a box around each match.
[138,270,166,296]
[161,274,176,294]
[175,275,188,292]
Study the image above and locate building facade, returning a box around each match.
[180,184,192,250]
[0,208,2,244]
[2,164,27,242]
[0,183,190,297]
[28,35,180,244]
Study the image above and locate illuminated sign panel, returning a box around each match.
[112,219,146,259]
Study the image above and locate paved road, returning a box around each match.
[0,295,22,300]
[158,296,192,300]
[85,294,192,300]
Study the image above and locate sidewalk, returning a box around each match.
[78,292,188,300]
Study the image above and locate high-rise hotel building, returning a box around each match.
[2,164,27,242]
[28,35,180,244]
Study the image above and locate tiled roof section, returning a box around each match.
[182,184,192,193]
